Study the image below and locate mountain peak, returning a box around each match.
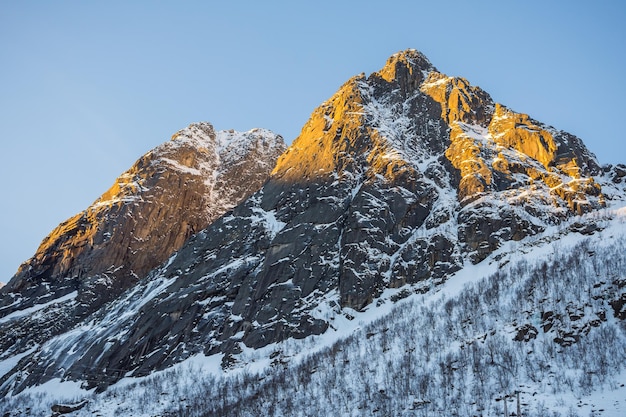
[1,50,621,407]
[0,122,285,345]
[171,121,216,142]
[274,48,601,204]
[377,49,435,82]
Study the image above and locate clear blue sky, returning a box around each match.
[1,1,625,282]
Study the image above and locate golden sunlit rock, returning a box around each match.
[444,123,493,200]
[420,72,493,125]
[488,104,558,169]
[272,76,368,182]
[378,51,420,84]
[419,63,602,208]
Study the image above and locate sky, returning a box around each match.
[1,1,625,282]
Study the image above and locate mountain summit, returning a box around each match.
[1,50,624,414]
[0,123,285,375]
[3,123,285,314]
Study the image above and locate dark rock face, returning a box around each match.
[0,50,609,394]
[51,400,88,414]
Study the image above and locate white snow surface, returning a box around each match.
[0,346,37,379]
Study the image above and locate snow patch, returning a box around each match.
[250,207,286,239]
[0,291,77,324]
[0,346,37,379]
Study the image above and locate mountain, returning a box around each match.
[0,124,285,384]
[1,50,625,416]
[3,124,285,315]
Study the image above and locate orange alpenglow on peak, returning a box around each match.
[272,48,600,206]
[377,49,434,83]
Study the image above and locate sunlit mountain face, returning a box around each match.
[1,50,625,417]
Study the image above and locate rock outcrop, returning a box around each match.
[0,50,609,394]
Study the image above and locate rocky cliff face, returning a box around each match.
[0,50,610,394]
[0,124,285,376]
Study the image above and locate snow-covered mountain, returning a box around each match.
[2,123,285,317]
[1,49,625,416]
[0,124,285,389]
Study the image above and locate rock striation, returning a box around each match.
[0,50,610,394]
